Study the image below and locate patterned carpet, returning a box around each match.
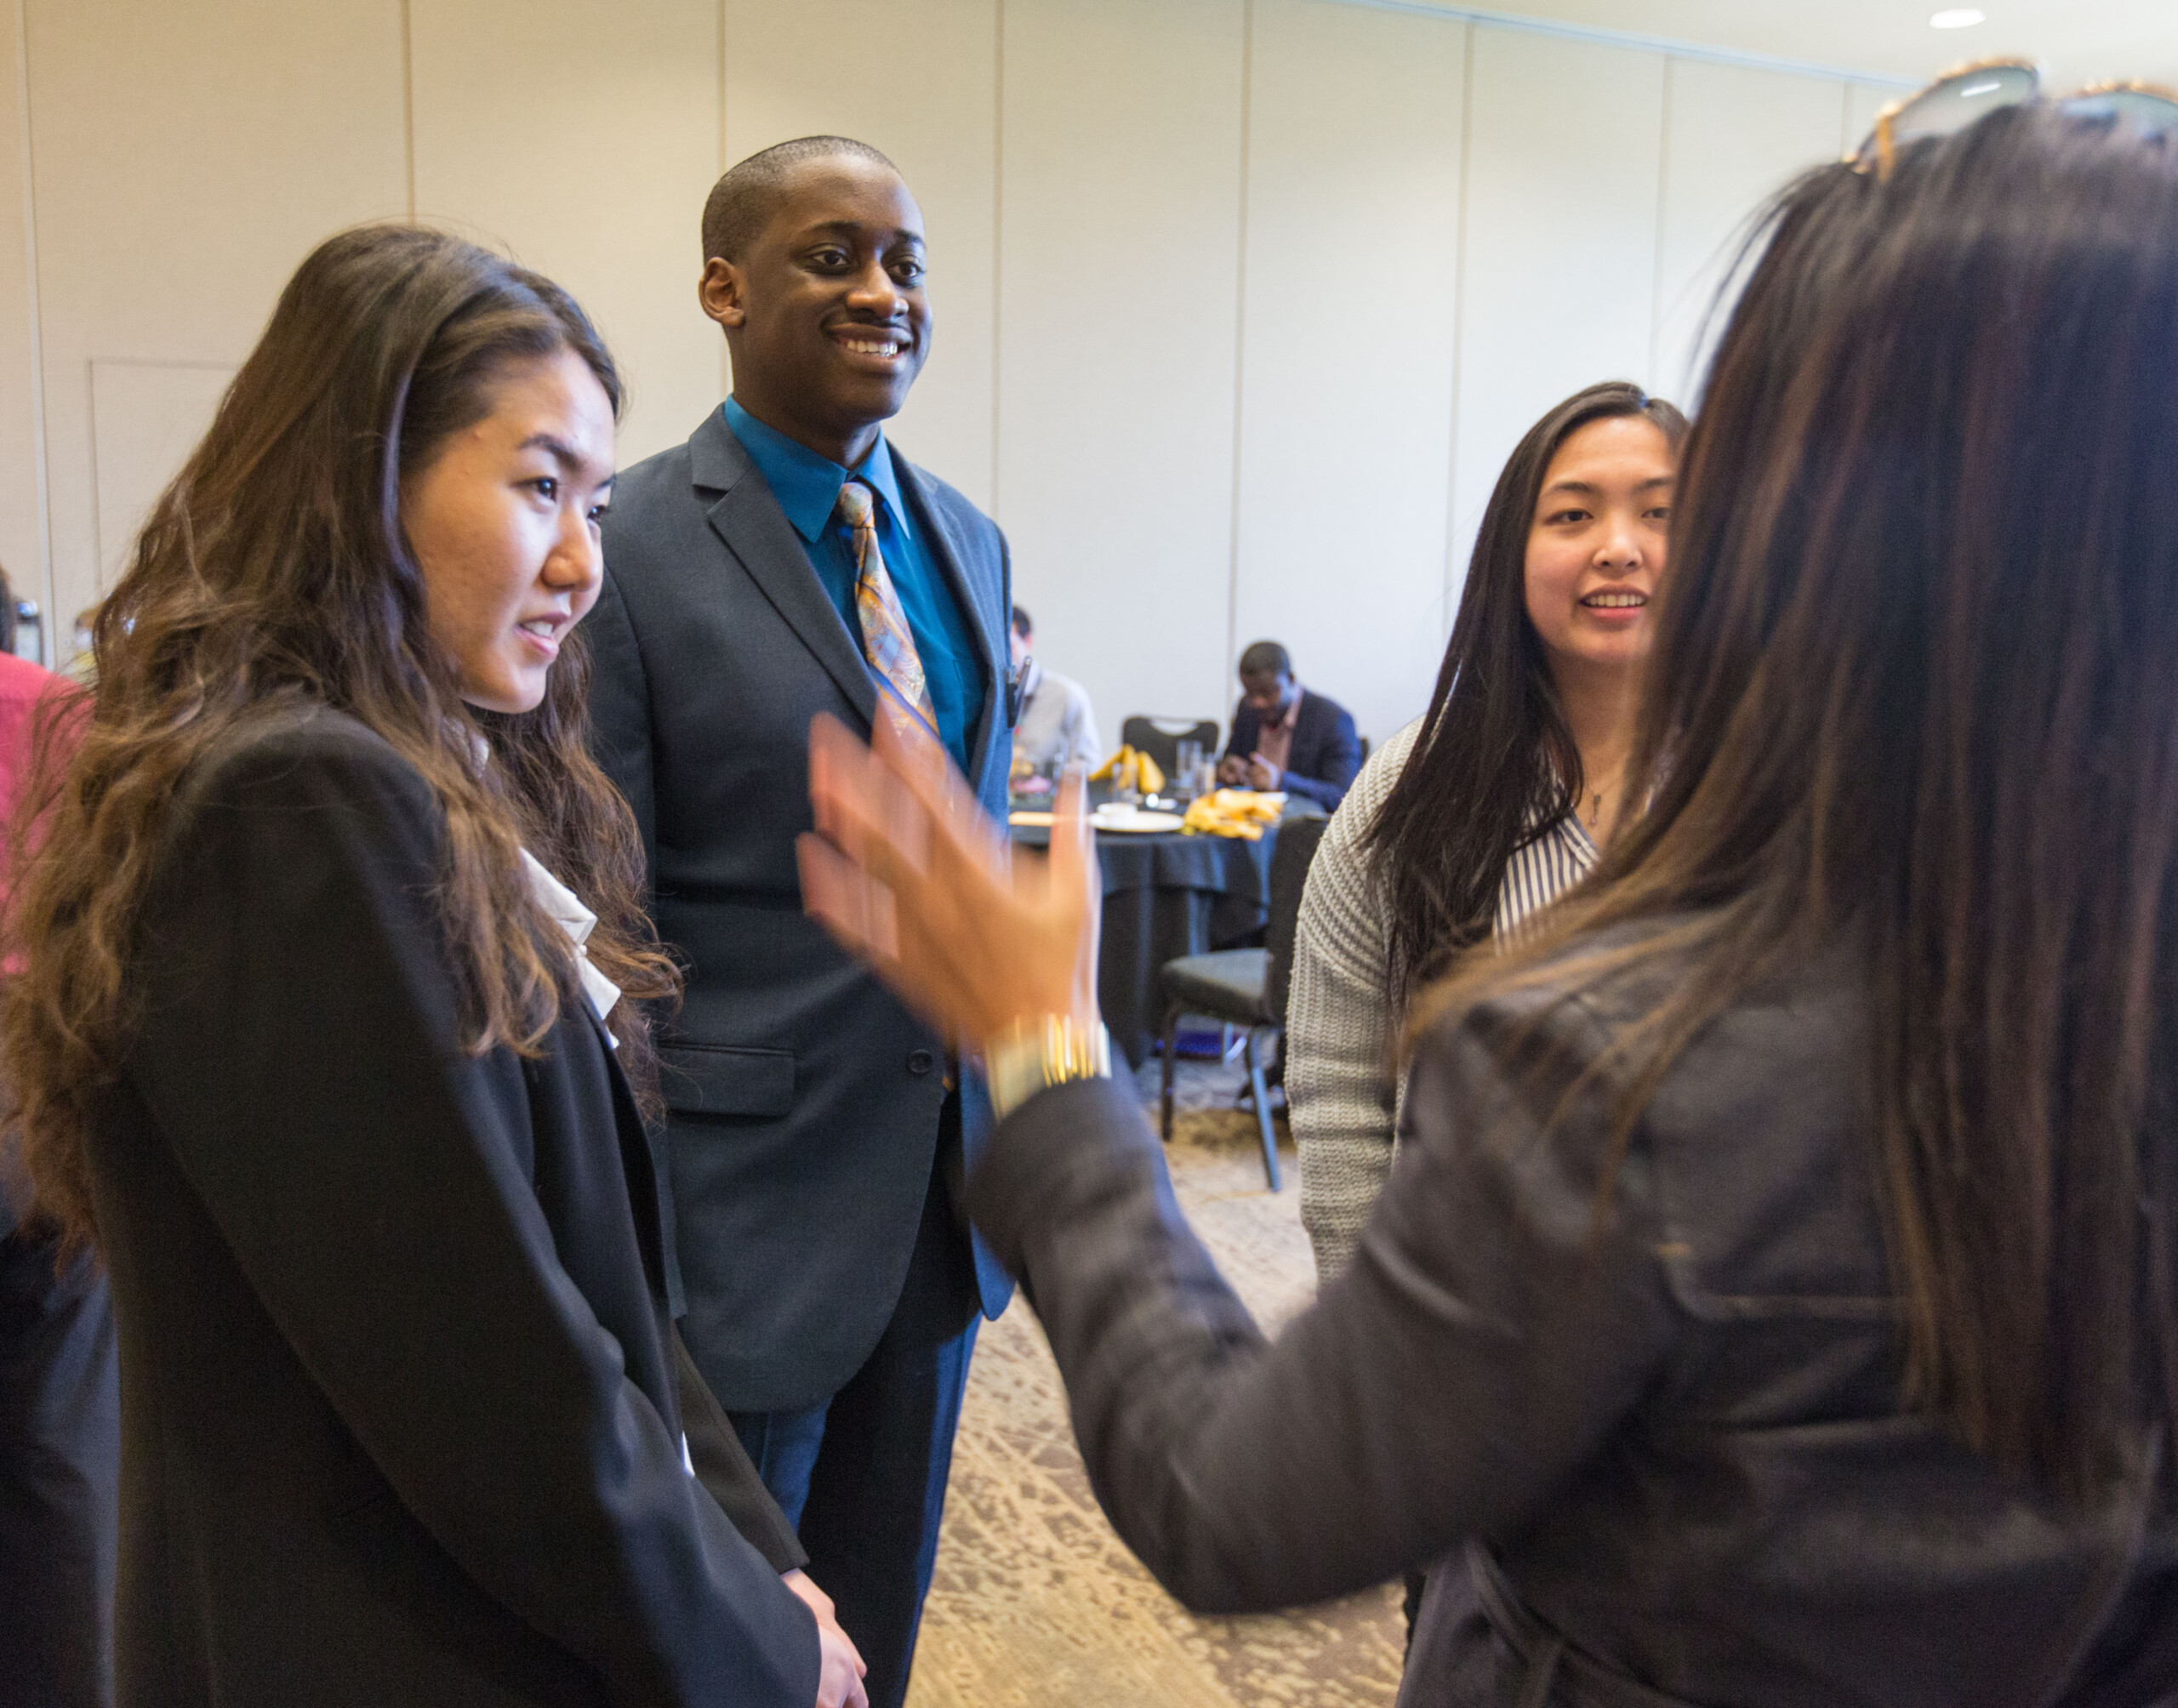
[906,1058,1405,1708]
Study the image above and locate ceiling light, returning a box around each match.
[1930,9,1986,26]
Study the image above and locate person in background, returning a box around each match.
[1288,380,1681,1645]
[795,99,2178,1705]
[584,136,1014,1708]
[1007,604,1099,776]
[0,225,864,1708]
[1290,382,1685,1287]
[0,559,116,1708]
[1217,640,1360,809]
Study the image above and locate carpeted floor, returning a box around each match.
[906,1057,1406,1708]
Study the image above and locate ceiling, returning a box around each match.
[1412,1,2178,89]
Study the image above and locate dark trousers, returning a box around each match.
[0,1227,118,1708]
[731,1160,981,1708]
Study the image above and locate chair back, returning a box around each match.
[1265,814,1330,1024]
[1120,715,1220,780]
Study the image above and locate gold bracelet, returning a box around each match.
[985,1012,1112,1120]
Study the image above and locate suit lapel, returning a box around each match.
[895,455,1001,783]
[1296,694,1327,769]
[689,411,880,730]
[588,1006,680,1312]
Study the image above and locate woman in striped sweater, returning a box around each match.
[1288,381,1686,1285]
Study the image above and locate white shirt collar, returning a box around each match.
[519,848,624,1037]
[470,727,624,1040]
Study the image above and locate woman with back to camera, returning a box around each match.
[1,225,866,1707]
[1290,381,1685,1289]
[798,100,2178,1704]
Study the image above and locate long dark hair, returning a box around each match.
[3,224,678,1248]
[1422,105,2178,1501]
[1364,382,1685,1001]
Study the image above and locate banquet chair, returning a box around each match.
[1120,715,1220,783]
[1155,814,1328,1188]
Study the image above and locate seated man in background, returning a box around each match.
[1008,605,1100,776]
[1217,640,1360,810]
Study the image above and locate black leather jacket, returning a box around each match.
[965,928,2178,1705]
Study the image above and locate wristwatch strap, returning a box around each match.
[985,1013,1112,1121]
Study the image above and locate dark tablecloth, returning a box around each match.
[1012,823,1277,1068]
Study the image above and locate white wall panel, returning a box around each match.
[1844,81,1896,154]
[0,0,45,635]
[88,360,234,587]
[4,0,1894,705]
[412,0,721,472]
[1653,61,1845,411]
[724,0,998,508]
[1449,29,1666,610]
[1230,0,1465,746]
[998,0,1246,741]
[22,0,408,653]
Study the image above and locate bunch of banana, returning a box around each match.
[1087,743,1166,797]
[1181,788,1286,840]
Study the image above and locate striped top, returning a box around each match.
[1492,810,1598,941]
[1286,719,1599,1281]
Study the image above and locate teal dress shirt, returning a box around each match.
[720,396,986,775]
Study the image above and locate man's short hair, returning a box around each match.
[702,136,899,265]
[1011,605,1033,639]
[1238,640,1291,680]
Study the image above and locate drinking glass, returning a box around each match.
[1174,739,1202,798]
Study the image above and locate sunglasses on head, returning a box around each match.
[1853,58,2178,180]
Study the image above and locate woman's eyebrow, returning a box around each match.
[1540,475,1675,498]
[516,433,607,481]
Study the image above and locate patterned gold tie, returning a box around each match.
[836,480,940,746]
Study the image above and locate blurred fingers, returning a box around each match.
[812,715,932,880]
[796,833,901,965]
[1048,766,1092,897]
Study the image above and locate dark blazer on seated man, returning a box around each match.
[1218,640,1362,810]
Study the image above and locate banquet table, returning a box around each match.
[1010,815,1280,1068]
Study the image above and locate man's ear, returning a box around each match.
[698,256,744,330]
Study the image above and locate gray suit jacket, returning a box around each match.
[966,924,2178,1706]
[586,408,1014,1413]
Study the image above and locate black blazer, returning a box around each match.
[92,709,817,1707]
[587,410,1014,1414]
[1222,691,1361,810]
[966,926,2178,1707]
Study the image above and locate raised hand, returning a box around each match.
[798,710,1100,1053]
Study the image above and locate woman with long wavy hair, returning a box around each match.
[795,100,2178,1704]
[2,225,864,1707]
[1289,381,1685,1288]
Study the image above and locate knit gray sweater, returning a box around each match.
[1287,723,1420,1281]
[1287,720,1594,1280]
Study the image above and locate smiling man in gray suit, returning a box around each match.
[584,137,1016,1708]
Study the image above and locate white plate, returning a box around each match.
[1092,807,1187,834]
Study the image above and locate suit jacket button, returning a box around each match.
[907,1049,936,1075]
